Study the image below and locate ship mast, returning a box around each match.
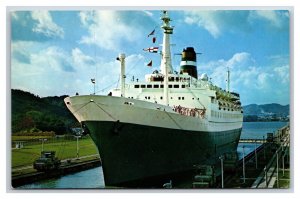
[118,53,126,97]
[227,67,230,92]
[160,11,173,106]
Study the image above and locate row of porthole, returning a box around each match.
[127,96,201,100]
[218,107,241,112]
[134,84,186,89]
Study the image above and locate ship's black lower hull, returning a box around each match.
[85,120,242,188]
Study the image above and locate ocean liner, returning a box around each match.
[64,11,243,187]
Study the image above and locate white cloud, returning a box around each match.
[30,46,73,72]
[11,40,147,97]
[184,11,221,38]
[198,51,290,104]
[274,65,289,84]
[72,48,95,67]
[248,10,289,28]
[184,10,289,38]
[31,11,64,38]
[226,52,254,69]
[79,11,141,51]
[143,11,154,17]
[200,52,255,85]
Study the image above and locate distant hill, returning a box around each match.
[243,103,289,116]
[242,103,289,122]
[11,89,79,134]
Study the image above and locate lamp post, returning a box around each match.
[282,143,285,177]
[276,150,279,188]
[242,145,246,184]
[263,135,266,160]
[39,138,47,152]
[264,166,268,188]
[254,140,258,169]
[219,155,224,188]
[75,136,80,159]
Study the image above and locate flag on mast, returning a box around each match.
[147,29,155,37]
[91,78,95,84]
[147,60,152,67]
[143,47,159,53]
[152,37,156,43]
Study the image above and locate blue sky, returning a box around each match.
[10,9,290,105]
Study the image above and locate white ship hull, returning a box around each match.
[65,95,242,187]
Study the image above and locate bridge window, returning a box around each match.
[134,85,139,88]
[182,85,185,88]
[147,85,152,88]
[141,85,146,88]
[160,85,164,88]
[168,85,173,88]
[154,85,159,88]
[174,85,179,88]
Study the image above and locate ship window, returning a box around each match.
[182,85,185,88]
[182,97,185,100]
[168,85,173,88]
[176,77,179,82]
[160,96,163,100]
[145,96,147,99]
[197,98,199,100]
[169,77,175,81]
[148,96,150,99]
[192,98,194,100]
[174,85,179,88]
[147,85,152,88]
[134,85,139,88]
[154,85,159,88]
[160,85,164,88]
[141,85,146,88]
[178,97,181,100]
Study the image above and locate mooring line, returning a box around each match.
[164,111,183,130]
[93,102,117,121]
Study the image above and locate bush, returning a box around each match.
[14,128,56,137]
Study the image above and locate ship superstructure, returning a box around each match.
[64,11,243,187]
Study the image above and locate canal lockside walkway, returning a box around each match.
[12,154,99,173]
[219,124,290,189]
[12,154,101,188]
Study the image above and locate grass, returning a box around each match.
[11,135,98,168]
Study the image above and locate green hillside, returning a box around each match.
[11,89,79,134]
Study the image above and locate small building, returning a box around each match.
[14,141,26,149]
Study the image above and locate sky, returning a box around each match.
[10,9,290,106]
